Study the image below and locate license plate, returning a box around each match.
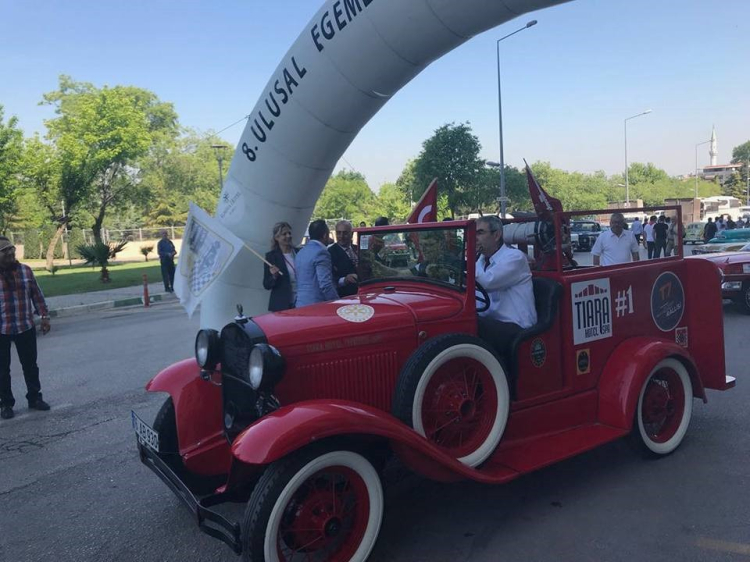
[131,411,160,452]
[743,264,750,274]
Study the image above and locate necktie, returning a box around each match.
[345,245,358,266]
[484,258,491,271]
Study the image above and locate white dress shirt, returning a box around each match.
[475,245,537,329]
[591,229,639,266]
[644,223,655,242]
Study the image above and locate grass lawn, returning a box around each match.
[35,262,163,297]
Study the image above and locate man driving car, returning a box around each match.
[475,216,537,358]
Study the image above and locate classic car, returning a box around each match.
[683,221,706,245]
[691,228,750,255]
[131,204,734,562]
[570,220,602,252]
[689,242,750,313]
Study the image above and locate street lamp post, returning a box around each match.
[694,139,711,199]
[496,19,537,218]
[624,109,652,205]
[211,144,230,191]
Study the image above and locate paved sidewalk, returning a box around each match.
[45,282,179,318]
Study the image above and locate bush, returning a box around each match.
[22,229,41,259]
[140,244,154,262]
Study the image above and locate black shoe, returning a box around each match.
[1,406,13,419]
[28,399,50,411]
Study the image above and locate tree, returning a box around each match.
[21,135,94,269]
[412,123,483,217]
[136,131,233,226]
[41,76,179,242]
[372,182,411,223]
[313,170,376,224]
[731,141,750,165]
[76,240,128,282]
[0,105,24,232]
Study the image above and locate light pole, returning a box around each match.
[624,109,652,205]
[694,139,711,199]
[211,144,230,191]
[496,19,537,218]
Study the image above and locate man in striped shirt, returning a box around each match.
[0,237,51,419]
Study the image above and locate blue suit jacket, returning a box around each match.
[294,240,339,307]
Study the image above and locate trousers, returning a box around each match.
[160,258,175,291]
[477,316,523,362]
[0,328,42,408]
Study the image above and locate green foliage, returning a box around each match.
[140,244,154,261]
[372,183,411,223]
[22,228,41,259]
[314,170,376,224]
[67,228,85,259]
[731,141,750,165]
[41,75,179,240]
[76,240,128,282]
[412,122,484,216]
[0,105,24,232]
[39,225,65,259]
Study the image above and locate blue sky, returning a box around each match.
[1,0,748,192]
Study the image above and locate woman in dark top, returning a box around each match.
[263,222,298,311]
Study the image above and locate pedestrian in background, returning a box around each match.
[653,216,669,258]
[157,230,177,293]
[665,216,678,256]
[263,222,298,312]
[0,237,51,420]
[703,217,717,243]
[631,216,643,245]
[295,220,339,307]
[643,216,656,259]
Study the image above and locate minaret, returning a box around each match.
[709,126,718,166]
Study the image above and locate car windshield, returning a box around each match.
[741,243,750,252]
[572,222,599,232]
[358,227,466,289]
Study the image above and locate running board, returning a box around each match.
[480,424,628,477]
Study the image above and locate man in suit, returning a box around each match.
[295,219,339,307]
[329,220,359,297]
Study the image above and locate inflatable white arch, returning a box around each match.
[202,0,571,328]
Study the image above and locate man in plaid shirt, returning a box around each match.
[0,237,51,419]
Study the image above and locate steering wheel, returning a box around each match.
[475,281,490,313]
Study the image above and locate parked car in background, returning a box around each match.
[683,221,706,245]
[692,229,750,255]
[690,242,750,313]
[570,220,602,252]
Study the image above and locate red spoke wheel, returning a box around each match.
[393,334,509,467]
[631,358,693,457]
[242,449,383,562]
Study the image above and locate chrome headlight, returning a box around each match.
[247,344,284,391]
[195,329,220,369]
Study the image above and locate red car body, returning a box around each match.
[688,249,750,313]
[135,210,735,561]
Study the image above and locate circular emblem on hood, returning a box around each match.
[336,304,375,323]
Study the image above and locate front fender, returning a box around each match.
[597,337,706,430]
[230,400,517,484]
[147,358,229,475]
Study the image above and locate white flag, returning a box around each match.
[174,203,244,317]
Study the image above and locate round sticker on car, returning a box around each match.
[336,304,375,323]
[650,271,685,332]
[530,338,546,367]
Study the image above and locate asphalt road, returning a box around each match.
[1,297,748,562]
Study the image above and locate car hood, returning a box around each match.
[688,252,749,266]
[691,242,747,254]
[253,287,463,356]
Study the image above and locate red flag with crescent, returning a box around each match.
[525,160,563,221]
[406,178,438,223]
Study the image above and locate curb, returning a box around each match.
[47,293,176,320]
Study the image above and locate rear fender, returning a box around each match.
[147,358,229,475]
[230,400,502,484]
[598,337,706,430]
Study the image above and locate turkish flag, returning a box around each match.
[406,178,438,223]
[525,160,563,220]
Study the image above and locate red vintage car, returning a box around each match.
[133,209,735,562]
[689,242,750,314]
